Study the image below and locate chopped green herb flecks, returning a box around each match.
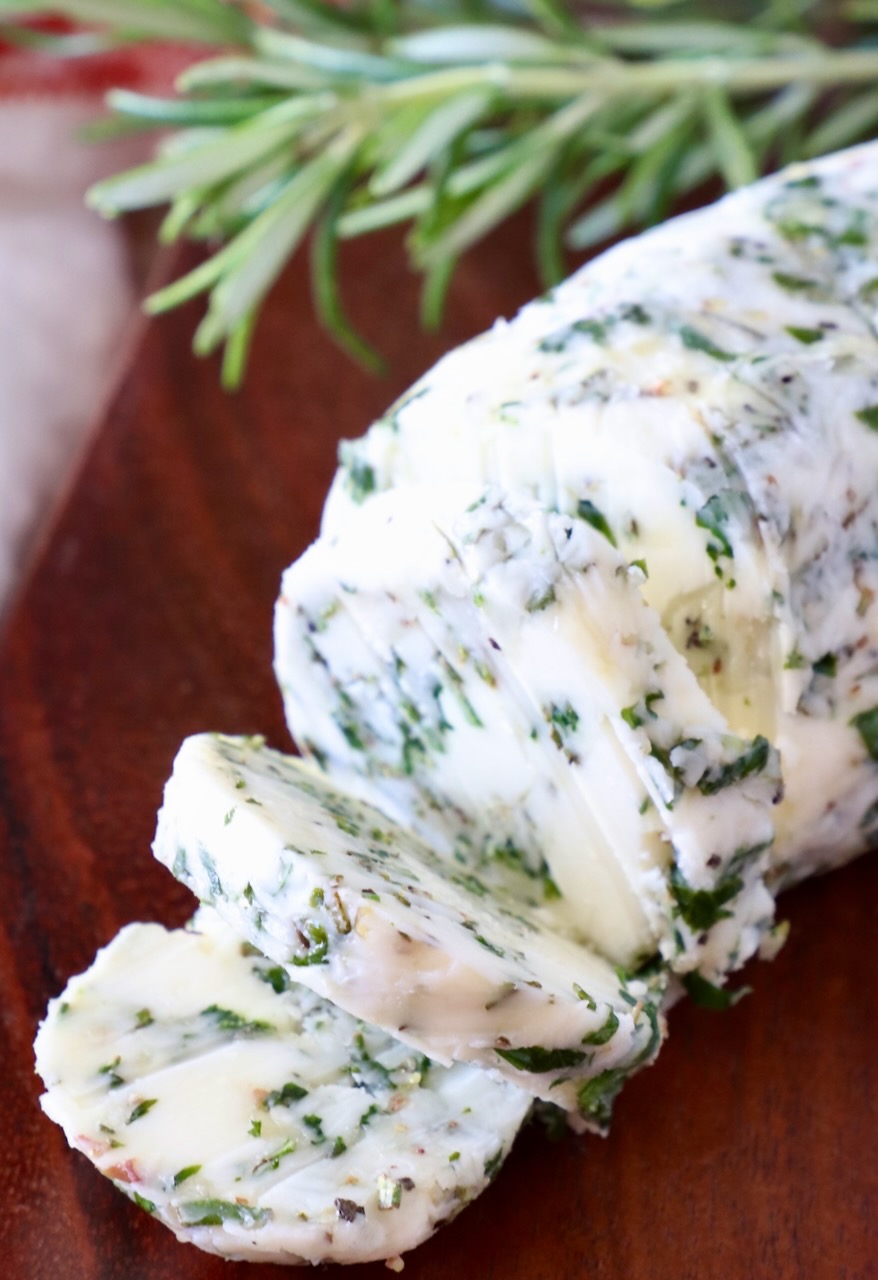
[621,704,643,729]
[581,1008,620,1046]
[339,721,366,752]
[199,849,223,898]
[860,797,878,831]
[358,1103,380,1128]
[772,270,819,293]
[621,689,663,731]
[173,1164,201,1187]
[695,495,734,562]
[576,498,617,546]
[539,318,607,352]
[179,1200,270,1229]
[648,737,703,798]
[785,325,824,344]
[855,405,878,431]
[99,1056,125,1089]
[127,1098,158,1125]
[696,735,770,795]
[248,1118,262,1138]
[290,922,330,967]
[438,655,484,726]
[547,701,580,734]
[98,1123,120,1148]
[331,1136,347,1158]
[351,1031,417,1092]
[573,983,597,1010]
[526,584,557,613]
[376,1173,404,1210]
[682,971,750,1010]
[201,1005,274,1035]
[851,706,878,761]
[474,933,505,957]
[542,872,562,901]
[812,652,837,678]
[346,457,376,503]
[451,870,489,898]
[484,1149,504,1181]
[134,1008,154,1029]
[678,325,735,362]
[256,965,291,994]
[303,1114,327,1145]
[262,1081,309,1109]
[133,1192,156,1214]
[495,1045,588,1073]
[253,1138,298,1175]
[577,1067,628,1131]
[670,865,743,931]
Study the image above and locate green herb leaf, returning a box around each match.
[678,325,735,362]
[179,1199,271,1229]
[127,1098,158,1125]
[201,1004,274,1035]
[695,495,734,562]
[696,735,770,795]
[577,1067,628,1131]
[785,325,824,344]
[263,1081,309,1108]
[682,971,751,1011]
[850,706,878,760]
[670,865,743,932]
[855,406,878,431]
[581,1008,620,1046]
[576,499,617,546]
[495,1044,588,1073]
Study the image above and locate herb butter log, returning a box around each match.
[274,487,780,989]
[323,142,878,886]
[153,734,664,1126]
[35,908,531,1265]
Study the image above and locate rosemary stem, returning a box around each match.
[378,48,878,105]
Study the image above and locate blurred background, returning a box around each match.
[0,20,183,622]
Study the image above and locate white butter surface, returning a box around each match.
[35,909,531,1265]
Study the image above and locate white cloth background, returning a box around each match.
[0,99,145,620]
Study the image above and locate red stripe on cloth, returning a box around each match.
[0,40,202,99]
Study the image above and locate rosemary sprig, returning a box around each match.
[7,1,878,384]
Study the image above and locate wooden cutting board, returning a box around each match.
[2,222,875,1280]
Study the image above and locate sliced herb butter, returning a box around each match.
[35,909,531,1265]
[33,143,878,1272]
[324,142,878,887]
[153,733,664,1123]
[276,487,779,984]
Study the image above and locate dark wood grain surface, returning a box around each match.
[2,223,876,1280]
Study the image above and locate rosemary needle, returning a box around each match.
[6,0,878,384]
